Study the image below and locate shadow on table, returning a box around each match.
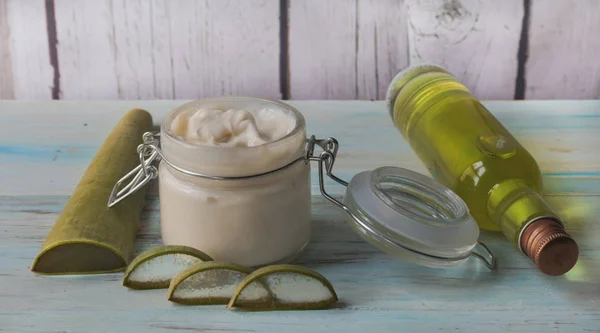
[546,199,600,302]
[294,200,503,287]
[539,192,600,301]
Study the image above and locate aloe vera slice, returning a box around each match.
[227,264,338,311]
[167,261,263,305]
[31,109,153,275]
[123,245,213,290]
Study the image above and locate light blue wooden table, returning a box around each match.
[1,100,599,332]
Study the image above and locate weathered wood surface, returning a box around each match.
[2,0,53,99]
[2,0,600,100]
[406,0,524,100]
[54,0,280,100]
[288,0,409,100]
[526,0,600,99]
[1,101,600,332]
[0,0,14,99]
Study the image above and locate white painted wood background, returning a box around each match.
[0,0,599,101]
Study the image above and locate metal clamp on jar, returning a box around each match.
[108,97,496,270]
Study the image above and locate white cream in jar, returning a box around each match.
[158,98,311,267]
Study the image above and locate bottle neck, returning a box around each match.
[487,179,559,248]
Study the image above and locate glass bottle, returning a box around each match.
[386,64,578,275]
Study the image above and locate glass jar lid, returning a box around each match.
[311,137,495,270]
[343,166,480,268]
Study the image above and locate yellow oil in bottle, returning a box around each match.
[387,64,578,275]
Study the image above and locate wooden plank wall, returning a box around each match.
[0,0,599,101]
[406,0,524,100]
[0,0,13,99]
[3,0,53,99]
[53,0,281,99]
[288,0,409,100]
[526,0,600,99]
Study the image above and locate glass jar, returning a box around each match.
[109,96,496,272]
[158,97,310,267]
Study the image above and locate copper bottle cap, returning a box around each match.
[520,218,579,276]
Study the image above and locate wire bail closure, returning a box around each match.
[107,132,160,208]
[308,138,496,270]
[107,132,496,270]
